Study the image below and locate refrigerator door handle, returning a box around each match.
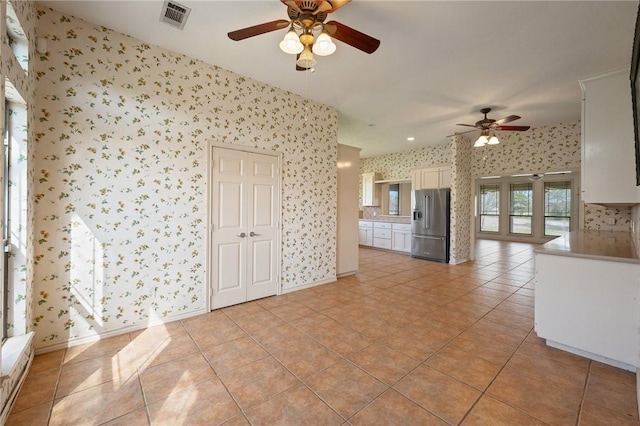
[414,235,444,240]
[424,195,430,230]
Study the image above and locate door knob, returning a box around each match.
[249,232,260,237]
[237,232,246,238]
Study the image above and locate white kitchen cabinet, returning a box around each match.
[373,222,392,249]
[391,223,411,253]
[362,172,381,206]
[411,169,422,191]
[420,169,440,189]
[412,166,451,190]
[358,220,373,246]
[579,68,640,205]
[535,251,640,371]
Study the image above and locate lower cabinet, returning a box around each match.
[535,252,640,371]
[358,221,373,246]
[373,222,392,249]
[391,223,411,253]
[359,220,411,254]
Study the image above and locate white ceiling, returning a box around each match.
[37,0,639,157]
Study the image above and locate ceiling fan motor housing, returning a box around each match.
[287,3,328,23]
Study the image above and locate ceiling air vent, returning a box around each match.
[159,0,191,30]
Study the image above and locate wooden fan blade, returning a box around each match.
[446,129,476,137]
[325,20,380,54]
[324,0,351,13]
[495,125,530,131]
[494,115,521,126]
[281,0,302,13]
[456,123,479,128]
[228,20,289,41]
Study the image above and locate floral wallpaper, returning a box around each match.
[471,122,582,177]
[360,143,452,180]
[471,121,631,231]
[33,8,337,351]
[449,134,473,264]
[359,142,452,214]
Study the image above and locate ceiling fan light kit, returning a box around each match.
[474,134,489,148]
[312,31,336,56]
[296,45,317,68]
[279,27,304,54]
[228,0,380,70]
[457,107,530,148]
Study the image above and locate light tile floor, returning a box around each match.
[7,240,639,425]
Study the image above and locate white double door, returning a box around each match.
[210,147,280,309]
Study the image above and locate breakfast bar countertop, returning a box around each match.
[535,229,640,265]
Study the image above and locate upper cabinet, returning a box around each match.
[579,68,640,205]
[362,172,381,206]
[412,166,451,190]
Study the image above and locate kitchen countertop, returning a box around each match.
[535,230,640,264]
[359,217,411,224]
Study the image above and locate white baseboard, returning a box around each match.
[281,276,337,294]
[34,308,208,355]
[547,339,636,372]
[337,270,357,278]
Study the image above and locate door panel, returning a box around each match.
[253,158,275,178]
[211,147,279,309]
[212,149,249,309]
[253,184,274,228]
[411,235,447,262]
[246,152,279,302]
[217,243,243,291]
[218,182,243,229]
[251,240,273,283]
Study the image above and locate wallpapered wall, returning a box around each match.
[471,121,631,232]
[33,8,338,350]
[449,135,473,264]
[359,142,452,218]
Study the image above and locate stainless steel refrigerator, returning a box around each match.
[411,188,450,263]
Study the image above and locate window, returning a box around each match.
[2,93,28,338]
[479,184,500,232]
[2,101,9,340]
[544,181,572,237]
[476,174,578,242]
[388,184,399,215]
[509,182,533,234]
[5,2,29,72]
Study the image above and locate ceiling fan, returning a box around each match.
[453,108,530,147]
[227,0,380,71]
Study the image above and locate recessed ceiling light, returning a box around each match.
[407,137,415,141]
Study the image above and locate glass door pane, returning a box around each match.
[509,182,533,234]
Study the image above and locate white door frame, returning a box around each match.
[207,142,283,311]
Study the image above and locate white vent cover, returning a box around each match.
[159,0,191,30]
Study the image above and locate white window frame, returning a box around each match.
[475,172,580,243]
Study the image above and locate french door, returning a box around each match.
[210,147,280,309]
